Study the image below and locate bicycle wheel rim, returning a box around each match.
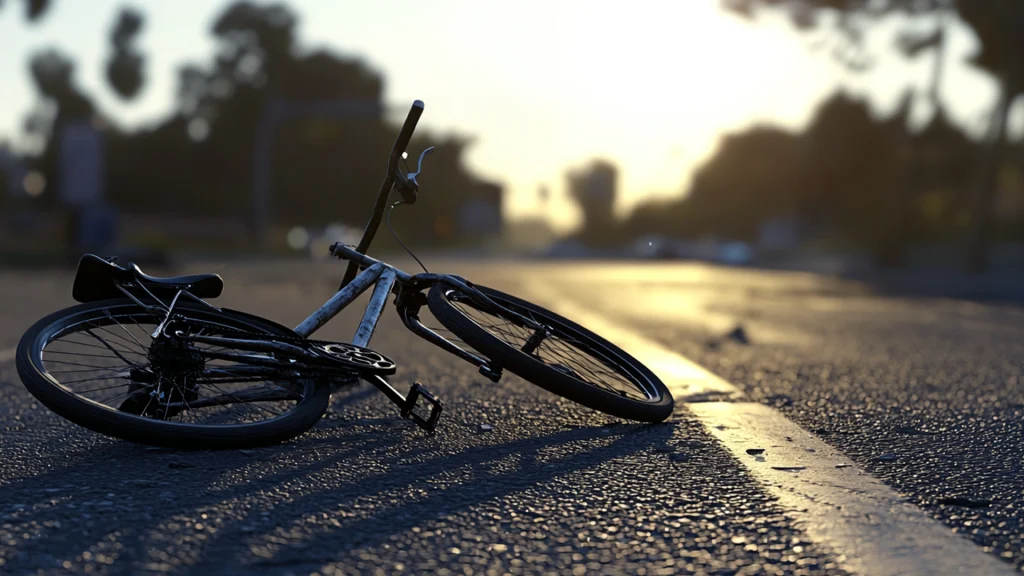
[440,287,666,403]
[18,300,330,447]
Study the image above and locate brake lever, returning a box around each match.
[406,146,435,186]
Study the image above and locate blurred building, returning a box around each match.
[504,217,559,253]
[568,160,619,248]
[0,142,26,199]
[457,181,503,239]
[570,161,616,209]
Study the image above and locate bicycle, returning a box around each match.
[16,100,675,449]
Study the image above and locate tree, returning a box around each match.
[0,0,53,22]
[103,1,490,249]
[17,0,494,250]
[622,89,979,254]
[723,0,1024,271]
[106,8,146,100]
[567,160,620,247]
[683,126,806,242]
[22,49,97,208]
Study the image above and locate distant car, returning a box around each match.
[632,236,684,260]
[544,239,591,259]
[717,241,753,265]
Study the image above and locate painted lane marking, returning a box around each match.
[524,280,1014,576]
[690,401,1012,576]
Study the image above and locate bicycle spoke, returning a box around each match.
[56,337,145,357]
[110,316,148,351]
[78,382,146,395]
[57,374,132,386]
[201,382,281,419]
[41,358,130,370]
[43,349,139,360]
[91,324,148,355]
[82,329,139,366]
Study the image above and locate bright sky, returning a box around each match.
[0,0,1002,232]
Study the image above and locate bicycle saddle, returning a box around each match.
[72,254,224,303]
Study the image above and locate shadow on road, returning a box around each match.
[0,389,673,573]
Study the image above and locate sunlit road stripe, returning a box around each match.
[0,347,14,363]
[525,280,1014,576]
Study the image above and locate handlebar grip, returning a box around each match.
[392,100,424,164]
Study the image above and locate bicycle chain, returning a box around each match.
[179,323,397,376]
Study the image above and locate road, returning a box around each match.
[1,257,1022,575]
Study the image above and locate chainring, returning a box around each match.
[308,341,397,374]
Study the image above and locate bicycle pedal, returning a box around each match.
[479,364,502,382]
[400,382,443,432]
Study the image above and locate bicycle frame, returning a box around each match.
[293,244,494,369]
[281,242,519,429]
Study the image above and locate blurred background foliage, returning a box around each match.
[2,0,1024,274]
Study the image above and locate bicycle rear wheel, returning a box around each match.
[17,299,330,449]
[427,283,674,422]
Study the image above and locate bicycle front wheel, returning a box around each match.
[427,283,674,422]
[17,299,330,449]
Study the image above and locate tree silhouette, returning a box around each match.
[105,7,146,100]
[723,0,1024,271]
[98,1,492,249]
[22,49,97,209]
[0,0,52,22]
[15,1,497,251]
[623,89,981,258]
[567,160,620,248]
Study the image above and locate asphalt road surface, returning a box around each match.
[1,257,1022,575]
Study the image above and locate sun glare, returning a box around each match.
[485,3,833,228]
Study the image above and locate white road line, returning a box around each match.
[524,280,1015,576]
[0,347,14,364]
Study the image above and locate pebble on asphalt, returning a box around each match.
[726,325,750,345]
[478,424,493,432]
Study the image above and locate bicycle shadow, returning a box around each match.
[0,388,412,570]
[0,390,677,574]
[181,421,674,573]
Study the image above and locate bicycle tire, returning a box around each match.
[17,299,331,449]
[427,283,674,422]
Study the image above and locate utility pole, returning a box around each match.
[884,2,950,269]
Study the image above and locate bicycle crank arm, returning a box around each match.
[201,350,302,370]
[364,374,443,432]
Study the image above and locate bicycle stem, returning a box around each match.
[340,100,424,290]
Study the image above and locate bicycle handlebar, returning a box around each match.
[339,100,425,290]
[389,100,424,173]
